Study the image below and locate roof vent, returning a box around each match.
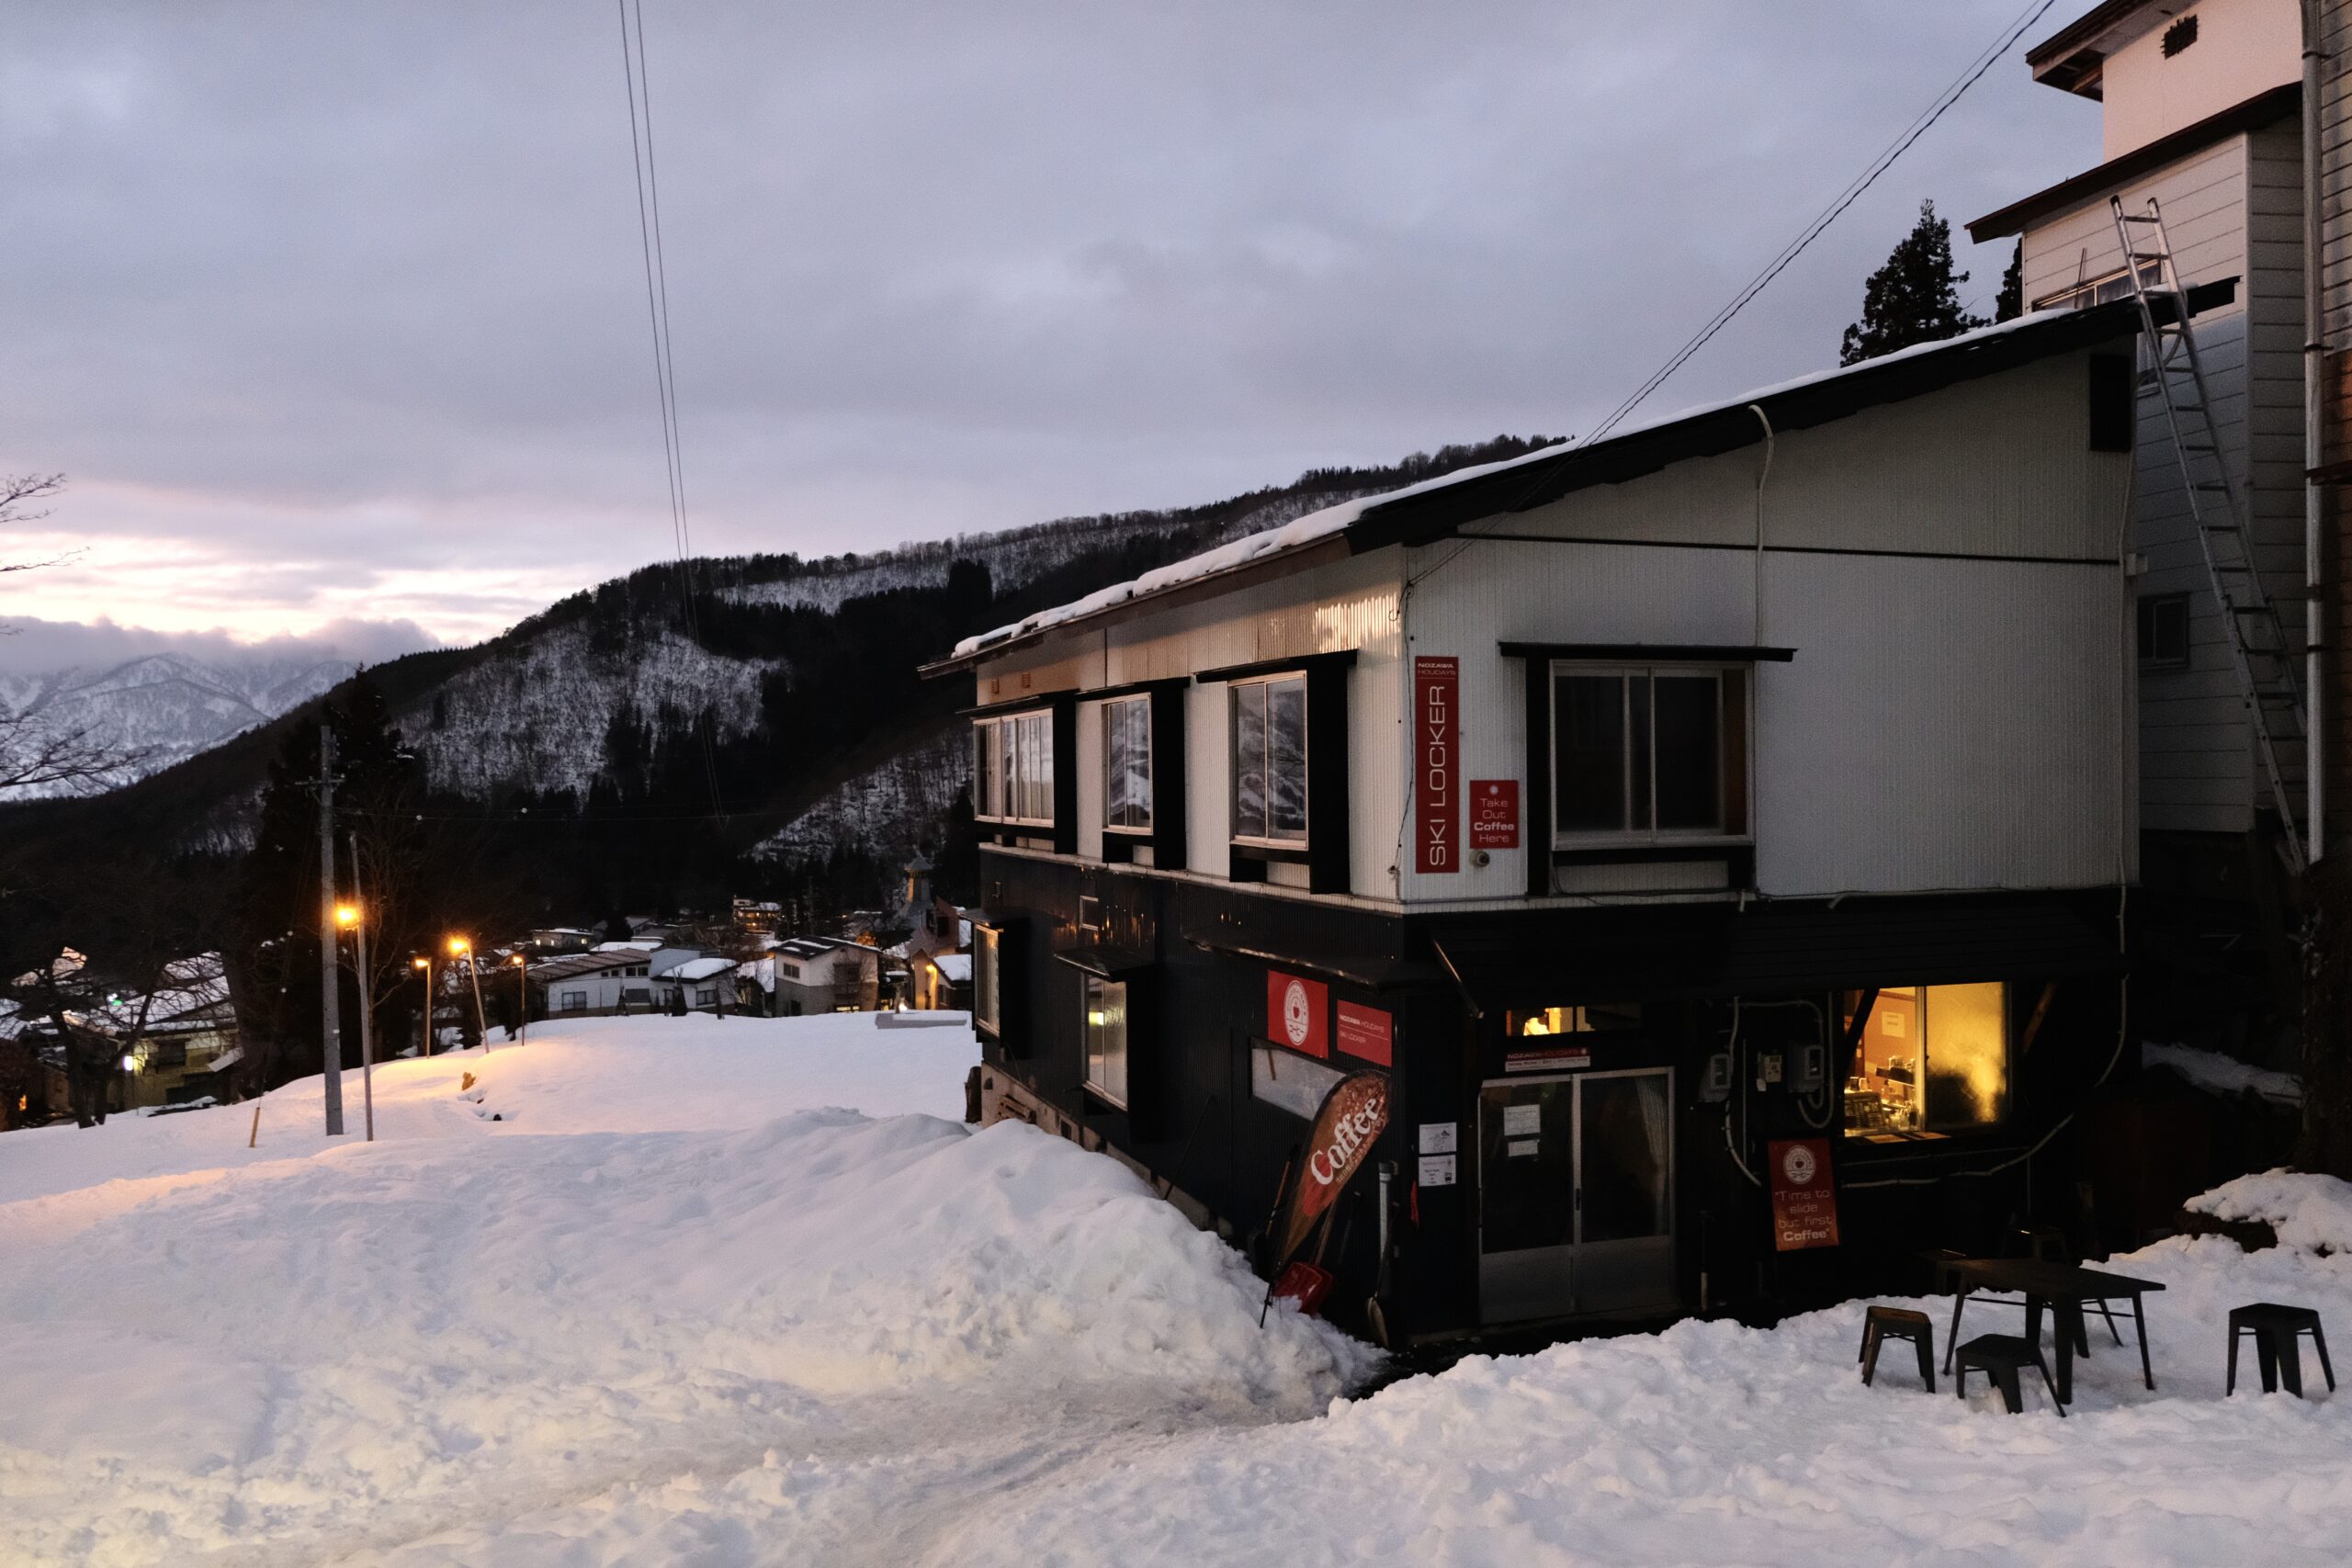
[2163,15,2198,58]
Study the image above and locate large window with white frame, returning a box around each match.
[1102,695,1152,833]
[1082,974,1128,1106]
[1552,663,1747,843]
[973,709,1055,826]
[973,924,1001,1035]
[1231,674,1308,846]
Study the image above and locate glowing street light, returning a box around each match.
[335,904,361,929]
[447,936,489,1049]
[509,952,528,1047]
[412,955,435,1059]
[334,890,375,1142]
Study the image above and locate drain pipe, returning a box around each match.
[2305,0,2327,863]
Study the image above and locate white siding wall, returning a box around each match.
[2022,124,2308,831]
[1400,345,2135,906]
[2097,0,2299,161]
[1183,681,1229,873]
[1074,698,1103,860]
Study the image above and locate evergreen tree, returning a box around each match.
[1839,200,1986,366]
[1995,241,2023,322]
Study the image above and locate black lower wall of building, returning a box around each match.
[978,847,2131,1342]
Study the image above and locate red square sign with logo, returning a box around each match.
[1335,1000,1393,1066]
[1469,779,1520,850]
[1266,971,1329,1057]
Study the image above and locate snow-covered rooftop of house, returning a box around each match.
[948,306,2092,661]
[596,939,662,953]
[933,953,973,984]
[658,956,737,982]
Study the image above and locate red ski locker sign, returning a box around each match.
[1415,656,1459,873]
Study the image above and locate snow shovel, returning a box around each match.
[1272,1192,1360,1319]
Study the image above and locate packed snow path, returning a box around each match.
[5,1015,2351,1564]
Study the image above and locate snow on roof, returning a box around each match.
[933,953,973,984]
[659,956,738,982]
[948,307,2086,662]
[596,940,662,953]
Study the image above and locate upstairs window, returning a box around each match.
[1232,675,1308,845]
[1552,664,1747,843]
[974,709,1054,826]
[1103,695,1153,832]
[2137,592,2188,670]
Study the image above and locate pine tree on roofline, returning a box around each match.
[1838,200,1987,367]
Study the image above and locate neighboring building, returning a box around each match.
[926,309,2152,1340]
[527,950,660,1018]
[900,891,970,1010]
[731,898,784,934]
[1969,0,2309,934]
[527,927,597,952]
[910,950,972,1011]
[653,955,741,1013]
[750,938,882,1015]
[18,952,243,1115]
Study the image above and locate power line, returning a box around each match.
[617,0,728,818]
[1580,0,2062,446]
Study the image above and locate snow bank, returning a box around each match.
[2188,1170,2352,1255]
[0,1016,1366,1566]
[2143,1041,2302,1105]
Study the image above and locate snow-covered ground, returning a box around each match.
[6,1015,2350,1566]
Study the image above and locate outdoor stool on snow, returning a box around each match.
[1954,1334,2065,1416]
[2228,1303,2336,1397]
[1860,1304,1935,1392]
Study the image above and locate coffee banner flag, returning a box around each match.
[1274,1070,1391,1264]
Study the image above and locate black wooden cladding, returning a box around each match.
[1193,649,1358,685]
[1149,683,1188,868]
[1522,659,1553,897]
[1050,700,1079,856]
[1306,659,1351,895]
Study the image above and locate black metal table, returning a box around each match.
[1940,1257,2165,1405]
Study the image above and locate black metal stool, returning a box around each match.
[2228,1303,2335,1397]
[1955,1333,2065,1416]
[1860,1304,1936,1392]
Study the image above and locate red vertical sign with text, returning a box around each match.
[1415,656,1459,874]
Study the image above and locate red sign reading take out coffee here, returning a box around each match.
[1414,657,1459,874]
[1469,778,1519,850]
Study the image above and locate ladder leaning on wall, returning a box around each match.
[2109,194,2308,872]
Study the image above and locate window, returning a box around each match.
[560,989,588,1011]
[695,987,718,1007]
[1250,1041,1347,1120]
[1552,665,1746,842]
[1510,1003,1643,1036]
[1232,675,1308,845]
[1103,695,1153,832]
[2032,259,2163,313]
[621,986,650,1002]
[974,925,1001,1034]
[2138,593,2189,670]
[1083,975,1128,1106]
[1843,983,2009,1137]
[973,709,1055,825]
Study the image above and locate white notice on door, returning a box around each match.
[1418,1153,1456,1187]
[1418,1122,1457,1155]
[1503,1103,1542,1137]
[1507,1138,1540,1158]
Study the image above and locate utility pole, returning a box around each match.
[514,952,528,1046]
[317,722,345,1136]
[413,955,434,1057]
[348,831,376,1142]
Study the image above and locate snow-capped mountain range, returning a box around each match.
[0,651,356,796]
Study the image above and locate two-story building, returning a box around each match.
[925,299,2199,1342]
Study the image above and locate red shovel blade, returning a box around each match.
[1272,1261,1335,1317]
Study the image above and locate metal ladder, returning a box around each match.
[2109,195,2307,870]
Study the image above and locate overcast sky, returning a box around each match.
[0,1,2098,663]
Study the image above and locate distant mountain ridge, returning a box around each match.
[0,650,356,796]
[4,434,1556,916]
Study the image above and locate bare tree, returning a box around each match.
[0,475,150,793]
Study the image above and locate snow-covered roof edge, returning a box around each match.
[934,298,2160,668]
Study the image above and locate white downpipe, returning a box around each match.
[2306,0,2327,864]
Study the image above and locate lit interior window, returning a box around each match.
[1843,983,2008,1137]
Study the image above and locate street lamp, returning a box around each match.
[509,952,528,1046]
[448,937,489,1050]
[336,902,375,1142]
[412,955,434,1058]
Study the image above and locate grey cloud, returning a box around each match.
[0,614,438,675]
[0,1,2098,638]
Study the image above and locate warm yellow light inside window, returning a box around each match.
[1845,982,2007,1136]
